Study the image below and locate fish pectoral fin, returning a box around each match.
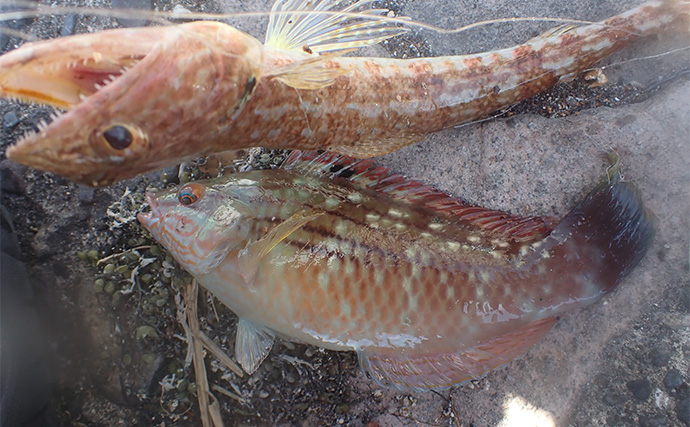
[235,318,276,374]
[357,317,557,391]
[237,208,325,285]
[264,0,408,54]
[267,51,352,89]
[191,239,235,276]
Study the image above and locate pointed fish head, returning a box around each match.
[137,177,263,276]
[2,21,263,186]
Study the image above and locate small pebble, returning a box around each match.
[61,14,77,36]
[113,0,153,27]
[638,414,668,427]
[3,111,19,129]
[172,4,193,16]
[111,292,122,306]
[650,347,671,367]
[664,369,684,390]
[0,160,26,195]
[104,281,116,295]
[603,392,627,406]
[77,186,95,203]
[627,378,652,401]
[103,263,116,274]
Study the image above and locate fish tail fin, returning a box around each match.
[552,162,656,294]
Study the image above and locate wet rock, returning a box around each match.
[77,186,96,204]
[677,396,690,426]
[627,378,653,401]
[3,111,19,129]
[112,0,153,27]
[650,347,671,367]
[0,160,26,195]
[61,14,77,37]
[664,369,684,390]
[639,413,668,427]
[603,392,628,406]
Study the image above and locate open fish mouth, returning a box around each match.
[137,193,161,230]
[0,26,160,147]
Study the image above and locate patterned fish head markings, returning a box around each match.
[138,177,262,276]
[4,21,264,186]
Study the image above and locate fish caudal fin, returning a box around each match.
[358,317,557,391]
[551,167,657,294]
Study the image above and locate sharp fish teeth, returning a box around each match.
[79,93,88,101]
[93,83,103,90]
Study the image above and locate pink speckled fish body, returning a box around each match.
[1,0,688,185]
[138,151,655,390]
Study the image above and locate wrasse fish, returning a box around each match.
[1,0,688,187]
[137,151,655,390]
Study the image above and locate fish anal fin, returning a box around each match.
[357,317,557,391]
[235,318,276,375]
[264,0,408,54]
[281,151,556,242]
[238,208,324,285]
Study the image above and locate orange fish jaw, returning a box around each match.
[2,21,263,186]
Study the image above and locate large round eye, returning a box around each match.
[102,125,133,150]
[177,183,205,206]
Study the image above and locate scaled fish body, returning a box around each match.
[138,151,655,390]
[1,0,688,186]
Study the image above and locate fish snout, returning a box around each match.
[137,193,161,230]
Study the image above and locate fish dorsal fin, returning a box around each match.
[235,318,276,374]
[358,317,556,391]
[265,0,408,54]
[527,24,579,43]
[238,208,325,286]
[281,151,557,242]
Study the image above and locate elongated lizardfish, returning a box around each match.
[0,0,687,186]
[138,151,655,390]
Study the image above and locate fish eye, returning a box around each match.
[102,124,133,150]
[177,183,205,206]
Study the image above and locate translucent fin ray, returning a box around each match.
[265,0,408,53]
[267,51,351,89]
[358,317,556,391]
[235,318,276,374]
[238,208,324,285]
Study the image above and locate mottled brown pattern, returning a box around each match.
[2,1,686,185]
